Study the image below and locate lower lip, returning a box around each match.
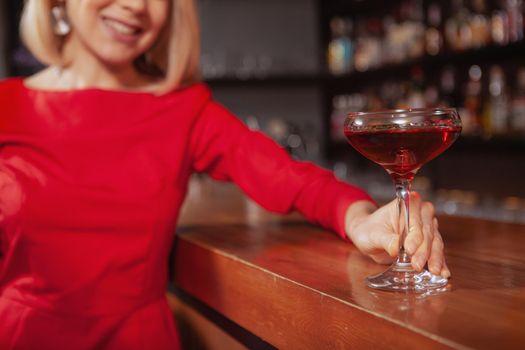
[101,18,141,44]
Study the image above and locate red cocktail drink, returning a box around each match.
[344,108,461,292]
[345,126,461,181]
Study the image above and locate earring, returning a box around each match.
[51,4,71,36]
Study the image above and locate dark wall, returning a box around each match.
[199,0,325,162]
[199,0,320,77]
[433,146,525,197]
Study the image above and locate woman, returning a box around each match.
[0,0,449,348]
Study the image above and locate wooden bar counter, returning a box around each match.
[169,178,525,349]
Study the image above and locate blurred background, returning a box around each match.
[1,0,525,223]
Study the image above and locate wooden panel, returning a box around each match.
[173,178,525,349]
[167,292,247,350]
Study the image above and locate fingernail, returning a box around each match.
[405,242,415,255]
[418,258,426,271]
[387,236,398,257]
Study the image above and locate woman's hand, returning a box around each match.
[344,193,450,278]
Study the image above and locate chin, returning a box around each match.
[97,54,141,70]
[90,45,143,68]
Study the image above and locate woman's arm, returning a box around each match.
[188,100,373,238]
[189,97,449,278]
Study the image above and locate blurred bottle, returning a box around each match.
[492,3,510,45]
[444,1,459,51]
[483,65,509,135]
[244,115,261,131]
[424,85,440,107]
[439,65,459,107]
[353,18,369,72]
[502,196,525,223]
[511,67,525,133]
[266,118,289,147]
[330,93,367,142]
[365,88,384,111]
[425,2,444,56]
[463,65,483,134]
[354,18,383,72]
[265,119,306,159]
[379,81,401,109]
[368,18,385,69]
[330,95,349,142]
[407,65,426,108]
[384,2,408,64]
[505,0,524,42]
[396,81,412,109]
[445,0,472,51]
[382,15,400,65]
[327,17,354,75]
[285,124,307,160]
[406,0,426,59]
[470,0,491,49]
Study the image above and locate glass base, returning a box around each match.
[366,261,448,293]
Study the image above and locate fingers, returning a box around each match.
[407,196,435,272]
[441,261,451,278]
[432,220,451,277]
[374,231,399,258]
[427,218,451,277]
[388,234,399,257]
[404,193,425,255]
[370,252,395,265]
[426,219,443,275]
[354,226,398,258]
[348,194,450,278]
[405,199,450,278]
[348,199,400,258]
[351,193,450,277]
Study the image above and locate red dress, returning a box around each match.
[0,78,372,349]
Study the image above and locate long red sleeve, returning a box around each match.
[189,101,374,239]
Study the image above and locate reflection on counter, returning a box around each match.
[333,162,525,224]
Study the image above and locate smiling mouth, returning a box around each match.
[102,18,142,36]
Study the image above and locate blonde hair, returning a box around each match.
[20,0,201,93]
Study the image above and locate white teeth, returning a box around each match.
[104,19,138,35]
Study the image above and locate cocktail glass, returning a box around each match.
[344,108,461,292]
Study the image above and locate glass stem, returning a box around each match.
[395,178,411,264]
